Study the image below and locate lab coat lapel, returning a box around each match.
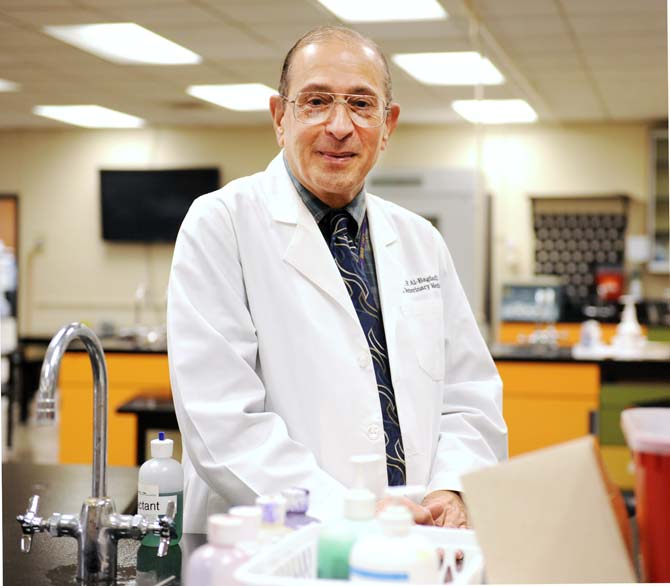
[366,195,403,375]
[265,154,359,325]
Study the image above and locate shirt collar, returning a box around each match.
[283,152,366,236]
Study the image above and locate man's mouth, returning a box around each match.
[318,151,356,161]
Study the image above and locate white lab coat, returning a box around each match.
[167,152,507,533]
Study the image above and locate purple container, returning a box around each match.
[282,487,319,529]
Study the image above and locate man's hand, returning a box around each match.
[376,496,434,526]
[421,490,469,529]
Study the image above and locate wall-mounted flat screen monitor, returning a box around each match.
[100,168,220,242]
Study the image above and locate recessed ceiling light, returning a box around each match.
[43,23,201,65]
[33,105,145,128]
[0,79,20,92]
[392,52,504,85]
[315,0,447,22]
[452,99,538,124]
[186,84,276,112]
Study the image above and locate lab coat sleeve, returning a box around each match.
[167,193,346,520]
[426,227,508,495]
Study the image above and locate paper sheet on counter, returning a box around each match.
[461,436,636,584]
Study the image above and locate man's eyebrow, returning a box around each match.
[297,83,378,96]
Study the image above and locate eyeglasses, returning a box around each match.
[283,91,388,128]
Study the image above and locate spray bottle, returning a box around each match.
[137,431,183,546]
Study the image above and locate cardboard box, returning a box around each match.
[461,436,636,583]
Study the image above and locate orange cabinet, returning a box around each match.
[497,361,600,457]
[59,352,170,466]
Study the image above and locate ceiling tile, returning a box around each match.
[214,1,337,25]
[0,7,107,26]
[569,14,666,35]
[486,15,567,36]
[153,24,277,59]
[0,0,75,8]
[559,0,664,16]
[92,3,224,27]
[353,20,465,41]
[475,0,559,16]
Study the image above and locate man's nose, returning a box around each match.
[325,101,355,140]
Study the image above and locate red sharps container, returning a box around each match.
[621,408,670,582]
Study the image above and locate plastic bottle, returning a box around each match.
[256,494,291,544]
[317,453,384,579]
[317,487,379,579]
[281,487,318,529]
[349,503,440,583]
[137,431,183,546]
[228,505,262,555]
[184,515,249,586]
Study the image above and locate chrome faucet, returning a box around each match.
[16,322,175,582]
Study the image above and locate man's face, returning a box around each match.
[270,38,400,208]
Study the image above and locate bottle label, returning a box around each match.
[138,482,178,521]
[349,566,409,582]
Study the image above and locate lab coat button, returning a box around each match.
[358,352,371,368]
[367,424,381,441]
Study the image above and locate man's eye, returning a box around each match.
[351,98,374,109]
[303,94,330,107]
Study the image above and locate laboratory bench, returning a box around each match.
[491,342,670,490]
[3,462,204,585]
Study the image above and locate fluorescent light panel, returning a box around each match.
[393,52,504,85]
[452,100,538,124]
[187,83,276,112]
[43,23,201,65]
[316,0,446,22]
[0,78,20,92]
[33,105,144,128]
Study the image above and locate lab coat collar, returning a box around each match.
[265,151,401,334]
[266,151,359,325]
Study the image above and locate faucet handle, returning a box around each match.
[17,495,46,553]
[156,500,176,558]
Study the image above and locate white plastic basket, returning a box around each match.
[235,523,484,585]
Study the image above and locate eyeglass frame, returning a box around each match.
[281,91,391,128]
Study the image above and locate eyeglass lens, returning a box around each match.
[293,92,385,127]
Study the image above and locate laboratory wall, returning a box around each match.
[0,121,665,337]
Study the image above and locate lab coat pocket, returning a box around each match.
[400,298,445,381]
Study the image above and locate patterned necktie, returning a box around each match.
[325,210,406,486]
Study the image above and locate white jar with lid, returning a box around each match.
[349,504,440,583]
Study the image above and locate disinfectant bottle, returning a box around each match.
[137,431,183,546]
[349,502,440,583]
[185,515,249,586]
[282,487,318,529]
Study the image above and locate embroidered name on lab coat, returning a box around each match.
[403,274,440,294]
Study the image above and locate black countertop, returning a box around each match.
[3,463,205,585]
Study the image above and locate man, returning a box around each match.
[167,26,507,534]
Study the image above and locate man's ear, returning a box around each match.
[269,94,286,147]
[380,102,400,151]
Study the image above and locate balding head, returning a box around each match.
[278,25,393,104]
